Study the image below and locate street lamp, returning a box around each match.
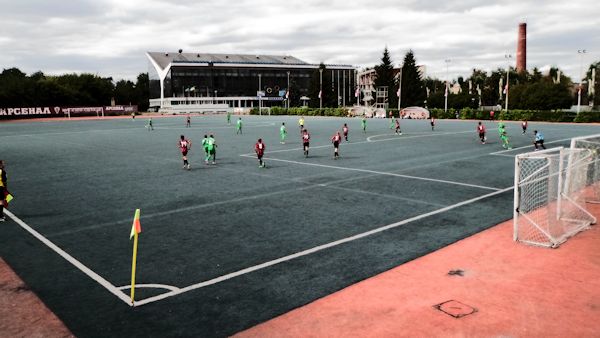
[577,49,587,113]
[444,59,451,112]
[505,54,512,112]
[319,69,323,109]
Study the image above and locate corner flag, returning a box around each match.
[130,209,142,305]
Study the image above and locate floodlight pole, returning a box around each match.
[505,54,512,112]
[287,71,290,109]
[444,59,451,112]
[577,49,587,113]
[397,67,403,111]
[258,74,262,116]
[319,69,323,109]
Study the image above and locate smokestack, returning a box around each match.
[516,23,527,73]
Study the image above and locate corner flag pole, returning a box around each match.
[129,208,142,305]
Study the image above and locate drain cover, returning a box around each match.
[433,300,477,318]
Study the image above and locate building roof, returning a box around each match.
[147,52,353,71]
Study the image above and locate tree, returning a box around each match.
[374,47,397,109]
[399,50,426,107]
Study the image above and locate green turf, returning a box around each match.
[0,115,598,337]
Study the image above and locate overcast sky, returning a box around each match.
[1,0,598,82]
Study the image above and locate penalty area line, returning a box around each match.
[132,185,513,307]
[4,210,132,306]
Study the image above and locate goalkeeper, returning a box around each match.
[498,123,511,149]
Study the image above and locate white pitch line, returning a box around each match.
[4,210,131,305]
[117,284,180,292]
[132,185,513,307]
[240,130,473,156]
[489,137,572,155]
[246,155,501,191]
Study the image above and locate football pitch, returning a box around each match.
[1,115,598,337]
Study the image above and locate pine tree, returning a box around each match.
[374,47,397,109]
[400,50,426,107]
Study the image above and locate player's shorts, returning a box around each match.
[209,149,216,155]
[479,132,485,138]
[535,140,544,146]
[257,152,264,159]
[333,141,339,148]
[430,122,434,126]
[181,150,188,156]
[303,142,309,148]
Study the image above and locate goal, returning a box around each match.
[570,134,600,203]
[514,147,596,248]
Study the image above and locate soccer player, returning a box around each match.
[206,134,217,164]
[186,115,191,128]
[331,131,341,159]
[489,110,495,120]
[147,118,154,130]
[236,117,243,135]
[477,121,486,144]
[522,120,528,134]
[533,130,546,150]
[395,119,402,135]
[498,123,511,149]
[299,116,305,134]
[227,111,231,125]
[342,123,349,141]
[301,129,310,158]
[255,138,266,168]
[131,112,135,120]
[389,111,394,129]
[430,116,435,131]
[280,122,287,144]
[201,134,209,161]
[361,116,367,133]
[0,160,7,222]
[178,135,192,170]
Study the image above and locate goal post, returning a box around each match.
[514,147,596,248]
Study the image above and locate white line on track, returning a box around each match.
[132,185,513,307]
[239,130,473,156]
[117,284,180,292]
[243,155,501,191]
[3,210,132,305]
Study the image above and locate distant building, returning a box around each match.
[147,52,355,113]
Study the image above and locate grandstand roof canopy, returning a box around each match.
[147,52,353,71]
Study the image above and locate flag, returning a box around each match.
[189,86,196,92]
[285,90,289,99]
[129,209,141,239]
[396,87,401,97]
[444,84,448,97]
[3,190,13,208]
[318,90,322,99]
[354,87,360,98]
[503,84,508,95]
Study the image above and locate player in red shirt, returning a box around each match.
[522,120,528,134]
[430,116,435,131]
[255,138,266,168]
[342,123,349,141]
[178,135,192,170]
[477,122,486,144]
[395,119,402,135]
[302,129,310,158]
[331,131,342,159]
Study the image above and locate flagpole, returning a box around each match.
[130,231,139,305]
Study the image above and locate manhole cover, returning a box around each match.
[433,300,477,318]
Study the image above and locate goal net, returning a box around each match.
[514,147,597,248]
[570,134,600,203]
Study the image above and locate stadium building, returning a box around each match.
[147,51,356,113]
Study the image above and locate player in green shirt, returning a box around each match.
[498,123,512,149]
[361,116,367,133]
[236,117,243,134]
[280,122,287,144]
[206,135,217,164]
[201,134,209,161]
[146,118,154,131]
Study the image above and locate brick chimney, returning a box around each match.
[516,23,527,73]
